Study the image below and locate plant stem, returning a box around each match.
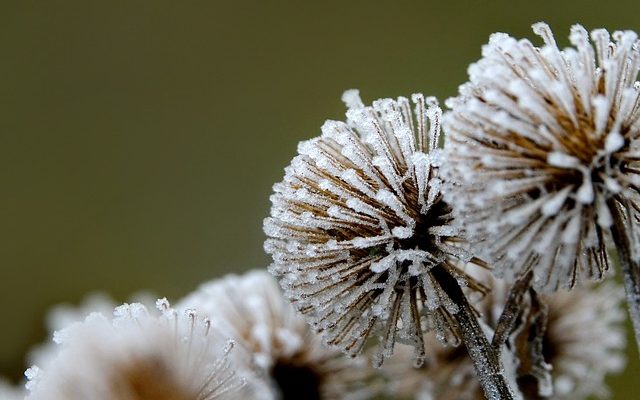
[609,199,640,355]
[491,271,533,350]
[432,266,516,400]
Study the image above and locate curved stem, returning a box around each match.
[432,266,516,400]
[609,199,640,355]
[492,271,533,350]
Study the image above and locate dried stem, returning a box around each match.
[432,266,516,400]
[491,271,533,350]
[609,198,640,355]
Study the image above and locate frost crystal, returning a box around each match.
[264,90,488,366]
[177,270,383,400]
[25,300,249,400]
[381,273,626,400]
[443,23,640,291]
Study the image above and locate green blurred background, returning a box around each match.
[1,0,638,396]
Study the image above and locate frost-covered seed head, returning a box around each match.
[178,270,382,400]
[264,90,488,366]
[25,300,249,400]
[382,276,626,400]
[443,23,640,291]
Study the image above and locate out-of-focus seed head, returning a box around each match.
[25,300,250,400]
[178,270,383,400]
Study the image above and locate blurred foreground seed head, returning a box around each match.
[25,300,249,400]
[178,270,382,400]
[264,90,489,366]
[443,22,640,291]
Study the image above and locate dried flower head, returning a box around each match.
[178,270,382,400]
[382,277,626,400]
[264,90,488,365]
[443,22,640,290]
[26,300,249,400]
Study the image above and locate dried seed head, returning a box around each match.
[382,276,626,400]
[264,90,487,366]
[178,270,383,400]
[443,23,640,290]
[25,300,249,400]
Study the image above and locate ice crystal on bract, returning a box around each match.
[264,90,488,366]
[443,22,640,290]
[178,270,382,400]
[382,277,626,400]
[26,300,248,400]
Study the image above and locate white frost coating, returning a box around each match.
[596,199,613,228]
[264,90,483,366]
[576,174,595,204]
[370,255,396,273]
[605,130,625,153]
[25,300,249,400]
[541,187,572,216]
[442,22,640,291]
[342,88,365,110]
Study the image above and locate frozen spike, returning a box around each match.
[376,189,414,226]
[576,173,595,204]
[372,155,404,198]
[340,169,377,197]
[370,255,396,273]
[541,186,572,216]
[341,89,364,109]
[503,196,545,224]
[562,212,582,244]
[392,226,414,239]
[605,130,625,153]
[596,200,613,228]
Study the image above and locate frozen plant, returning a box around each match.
[25,300,250,400]
[264,91,514,398]
[443,22,640,351]
[178,269,383,400]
